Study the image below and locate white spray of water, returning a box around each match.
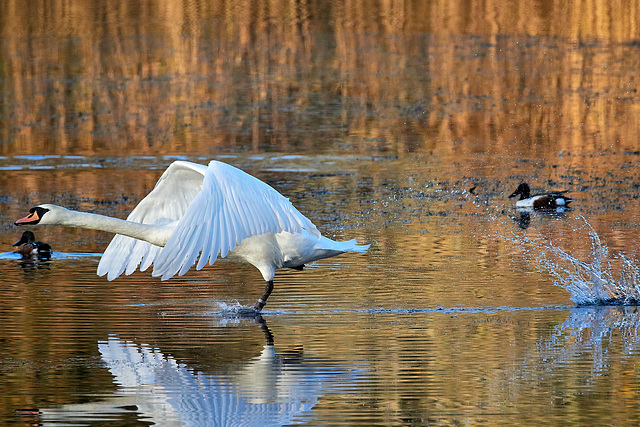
[463,187,640,306]
[534,216,640,306]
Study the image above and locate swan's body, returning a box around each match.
[15,160,369,310]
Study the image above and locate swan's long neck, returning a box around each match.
[51,208,172,247]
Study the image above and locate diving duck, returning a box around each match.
[508,182,572,210]
[13,231,52,259]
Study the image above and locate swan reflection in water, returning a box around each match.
[37,317,365,426]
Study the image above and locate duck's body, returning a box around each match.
[15,160,369,311]
[13,231,52,259]
[508,183,571,210]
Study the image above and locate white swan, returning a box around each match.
[15,160,370,311]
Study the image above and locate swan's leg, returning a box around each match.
[254,280,274,311]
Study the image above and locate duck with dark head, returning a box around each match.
[508,182,572,210]
[13,231,52,260]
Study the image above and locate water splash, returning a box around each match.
[536,217,640,306]
[216,301,264,318]
[465,187,640,306]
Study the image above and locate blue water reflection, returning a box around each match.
[538,305,640,377]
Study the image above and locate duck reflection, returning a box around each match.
[511,207,569,230]
[512,211,531,229]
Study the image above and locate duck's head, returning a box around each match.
[13,230,36,247]
[14,205,67,226]
[508,183,531,200]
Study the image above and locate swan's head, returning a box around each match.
[15,204,68,226]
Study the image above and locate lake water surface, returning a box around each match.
[2,1,640,426]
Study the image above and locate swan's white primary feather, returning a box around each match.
[97,161,207,280]
[98,160,321,281]
[151,160,319,280]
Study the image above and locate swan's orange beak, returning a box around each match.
[15,211,40,225]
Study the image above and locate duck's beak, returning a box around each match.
[13,236,26,246]
[15,211,40,226]
[508,190,519,199]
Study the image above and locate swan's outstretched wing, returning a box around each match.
[151,160,320,280]
[97,161,207,280]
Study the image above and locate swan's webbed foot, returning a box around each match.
[220,303,263,318]
[254,280,274,312]
[233,306,263,317]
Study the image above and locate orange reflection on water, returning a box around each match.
[0,0,638,157]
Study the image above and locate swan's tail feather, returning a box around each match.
[340,238,370,253]
[319,237,370,254]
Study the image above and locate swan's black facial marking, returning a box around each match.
[15,206,50,226]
